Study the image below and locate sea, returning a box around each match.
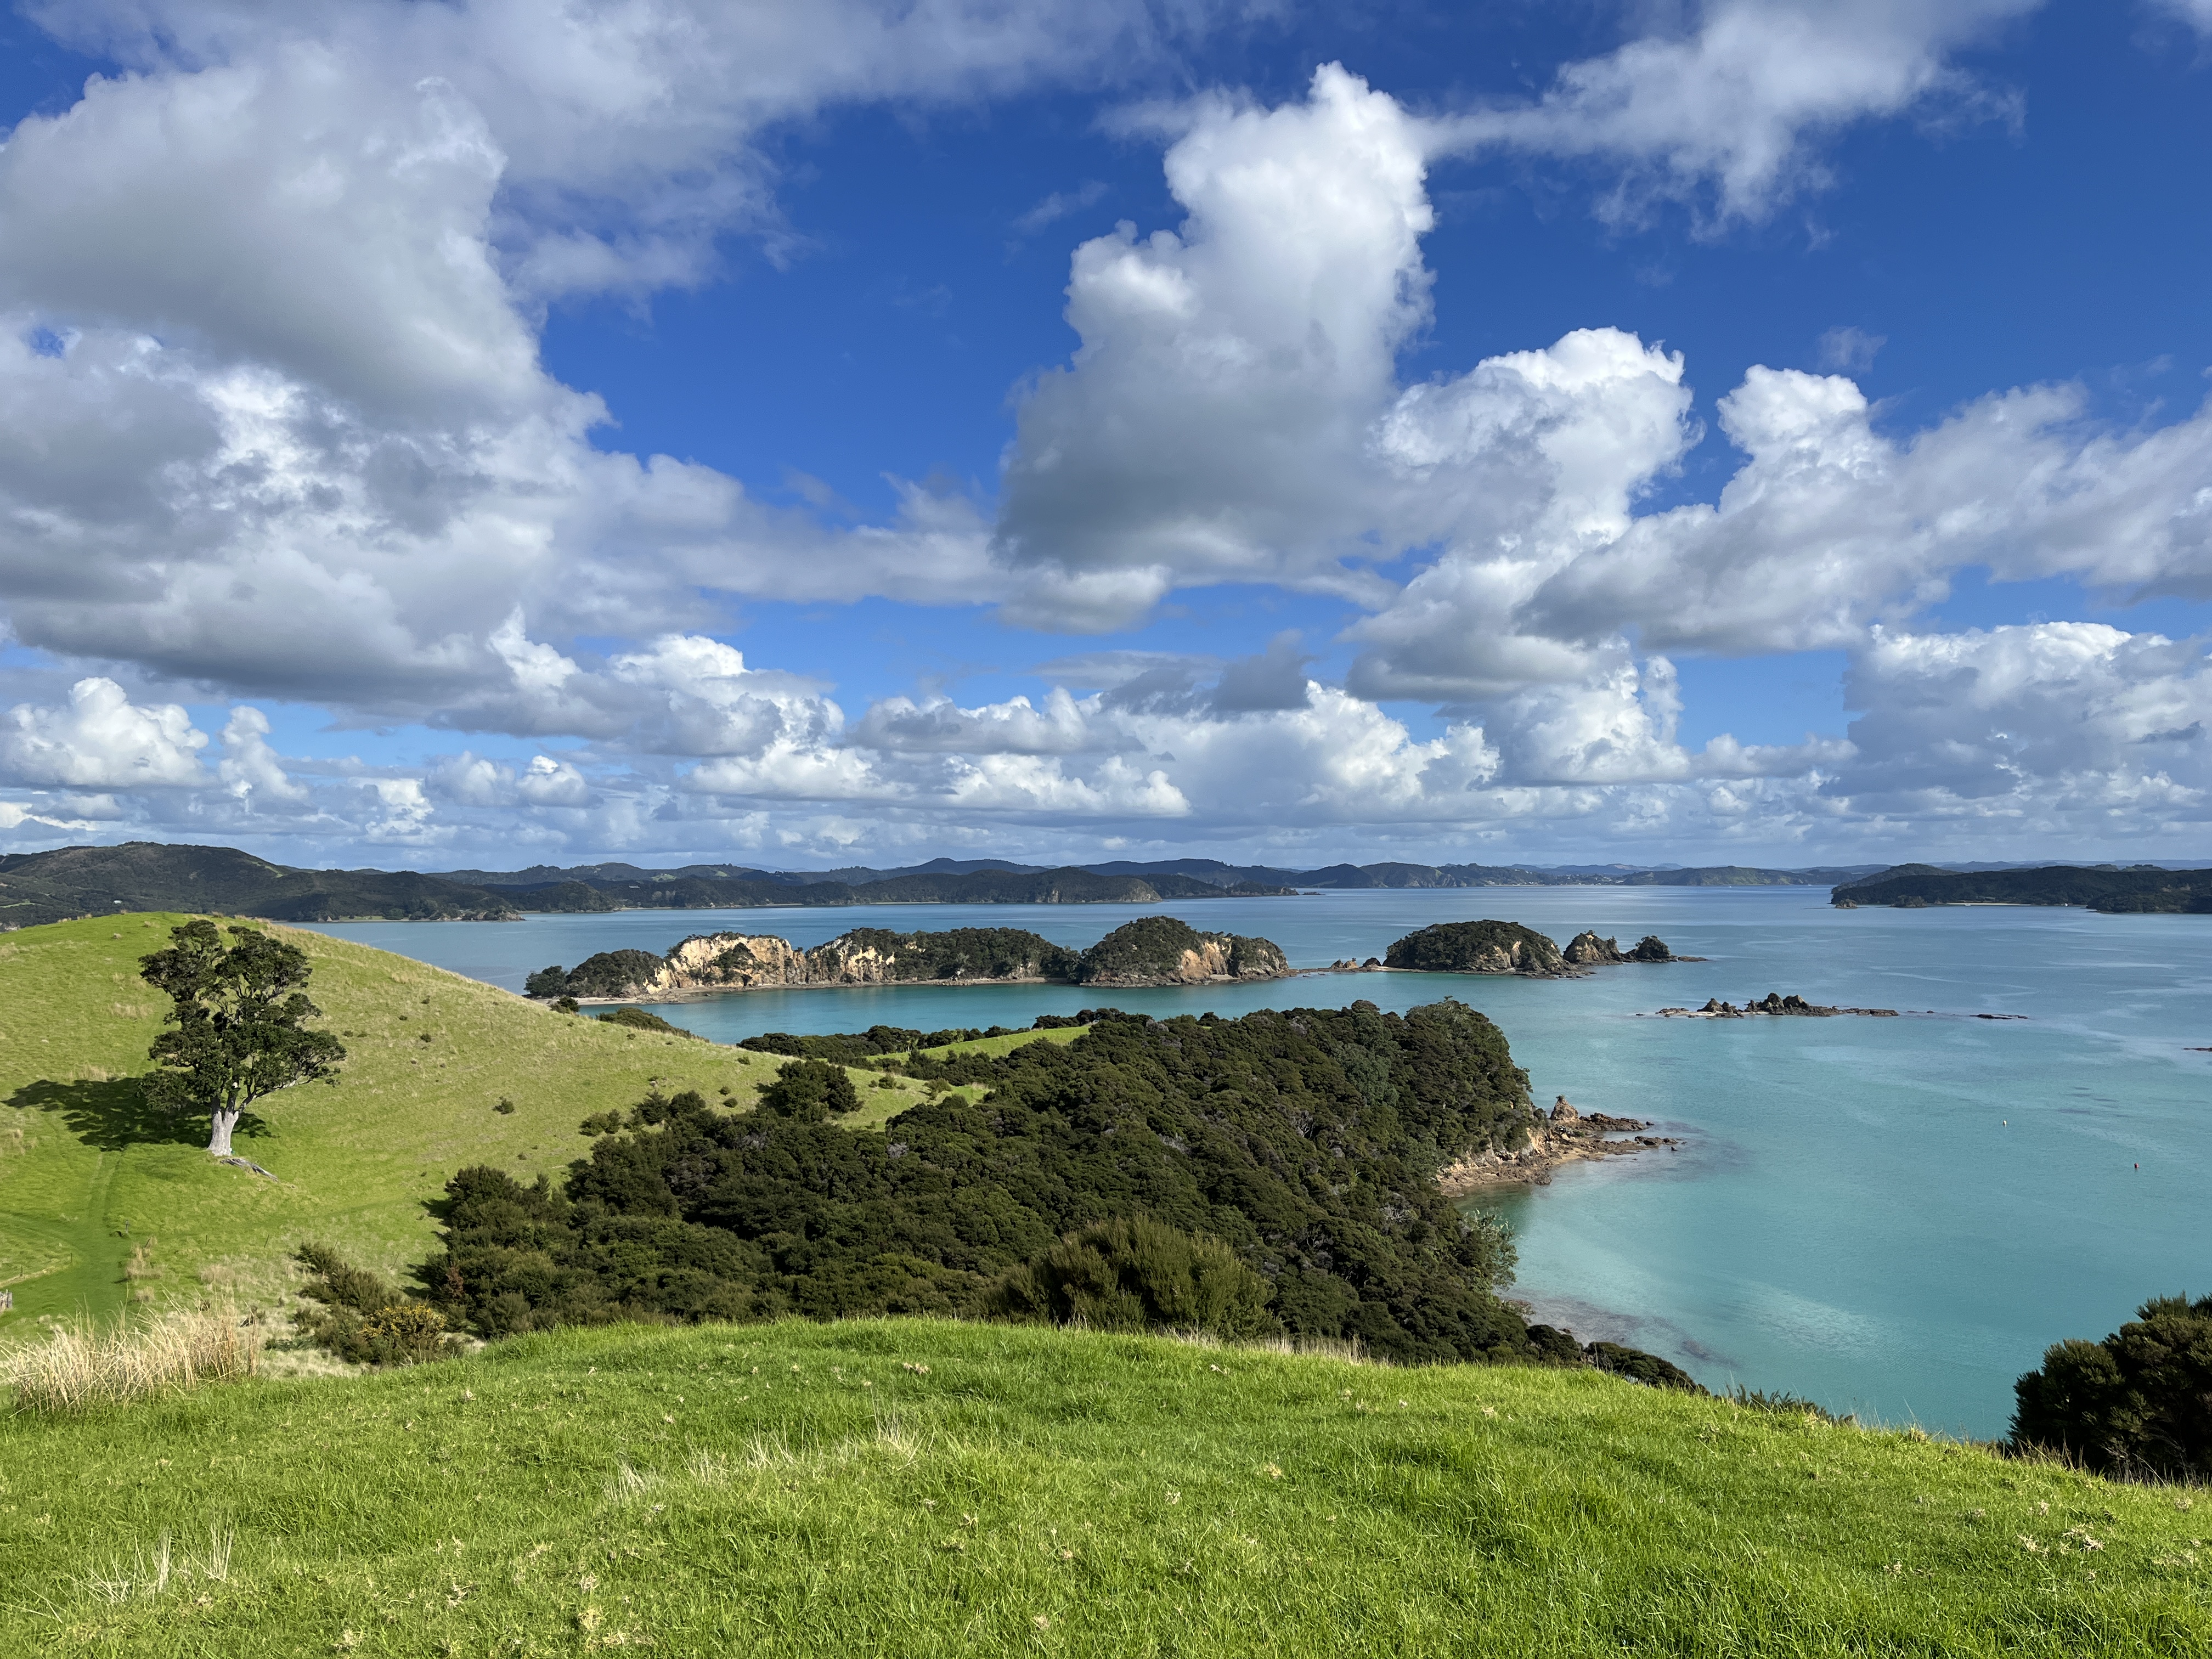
[298,887,2212,1440]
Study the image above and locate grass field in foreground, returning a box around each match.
[0,916,927,1323]
[3,1317,2208,1657]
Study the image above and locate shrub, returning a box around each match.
[4,1309,260,1411]
[2012,1293,2212,1480]
[596,1006,694,1037]
[294,1243,456,1366]
[524,965,568,998]
[754,1059,861,1120]
[1587,1340,1703,1392]
[991,1216,1276,1340]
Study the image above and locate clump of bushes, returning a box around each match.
[595,1006,696,1038]
[2012,1293,2212,1480]
[754,1059,860,1120]
[293,1243,456,1366]
[991,1216,1274,1339]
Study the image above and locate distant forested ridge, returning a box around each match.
[419,1000,1584,1366]
[0,842,523,928]
[1833,864,2212,913]
[530,917,1292,1000]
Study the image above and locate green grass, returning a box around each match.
[3,1317,2208,1656]
[917,1026,1085,1061]
[0,916,914,1322]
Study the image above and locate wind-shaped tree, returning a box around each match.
[139,919,346,1156]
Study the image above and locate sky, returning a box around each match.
[2,0,2211,874]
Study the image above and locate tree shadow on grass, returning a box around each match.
[7,1076,265,1153]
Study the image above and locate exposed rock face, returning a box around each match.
[1437,1100,1678,1192]
[1385,920,1566,976]
[1649,994,1899,1019]
[1564,932,1624,966]
[534,917,1292,1000]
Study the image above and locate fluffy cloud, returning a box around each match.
[1833,623,2212,830]
[0,678,208,788]
[993,64,1431,628]
[1438,0,2039,225]
[217,707,313,810]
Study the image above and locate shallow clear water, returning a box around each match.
[301,889,2212,1437]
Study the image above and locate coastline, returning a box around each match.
[1437,1102,1681,1194]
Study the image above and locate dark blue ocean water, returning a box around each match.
[301,888,2212,1437]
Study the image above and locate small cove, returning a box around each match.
[301,887,2212,1437]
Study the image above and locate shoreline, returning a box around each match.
[1437,1101,1681,1193]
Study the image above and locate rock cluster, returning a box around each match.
[1384,919,1568,976]
[1651,994,1899,1019]
[1437,1094,1679,1191]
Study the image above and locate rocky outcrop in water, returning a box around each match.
[1646,994,1900,1019]
[529,917,1293,1001]
[1437,1094,1679,1190]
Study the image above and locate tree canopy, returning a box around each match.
[138,919,346,1156]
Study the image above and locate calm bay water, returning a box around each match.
[301,888,2212,1437]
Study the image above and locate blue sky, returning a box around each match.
[1,0,2210,871]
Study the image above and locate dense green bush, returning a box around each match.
[754,1058,861,1120]
[1628,936,1675,962]
[2012,1293,2212,1480]
[990,1216,1274,1338]
[417,1000,1547,1363]
[594,1006,695,1037]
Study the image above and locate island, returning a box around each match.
[526,915,1293,1001]
[1381,921,1686,976]
[1832,863,2212,913]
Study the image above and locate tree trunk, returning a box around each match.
[207,1107,240,1158]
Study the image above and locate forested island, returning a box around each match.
[1381,921,1679,975]
[1833,864,2212,912]
[527,916,1293,1000]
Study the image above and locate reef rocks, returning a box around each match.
[1437,1094,1680,1192]
[1649,993,1899,1019]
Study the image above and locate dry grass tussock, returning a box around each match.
[4,1308,262,1410]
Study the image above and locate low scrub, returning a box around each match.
[3,1308,261,1411]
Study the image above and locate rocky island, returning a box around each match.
[1381,921,1689,976]
[1649,993,1899,1018]
[1438,1094,1680,1191]
[526,916,1292,1001]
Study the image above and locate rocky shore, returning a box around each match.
[1436,1096,1681,1192]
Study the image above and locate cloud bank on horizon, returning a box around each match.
[1,0,2209,870]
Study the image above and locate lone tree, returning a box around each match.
[139,920,346,1156]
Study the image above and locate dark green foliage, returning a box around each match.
[990,1216,1274,1338]
[741,1024,987,1064]
[1628,935,1674,962]
[1074,916,1286,983]
[2012,1293,2212,1480]
[0,840,523,927]
[552,997,580,1014]
[556,950,665,998]
[294,1242,453,1365]
[579,1111,624,1135]
[753,1059,862,1121]
[1835,862,2212,912]
[1587,1341,1704,1392]
[138,919,346,1156]
[1384,920,1564,974]
[824,927,1078,982]
[421,999,1553,1364]
[524,965,568,997]
[494,1097,516,1115]
[592,1006,695,1037]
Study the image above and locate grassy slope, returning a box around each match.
[4,1318,2209,1657]
[0,916,927,1321]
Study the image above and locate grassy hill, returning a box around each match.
[5,1316,2209,1656]
[0,916,934,1322]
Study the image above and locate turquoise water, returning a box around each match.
[301,889,2212,1437]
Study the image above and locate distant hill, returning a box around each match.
[0,843,522,927]
[1833,864,2212,912]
